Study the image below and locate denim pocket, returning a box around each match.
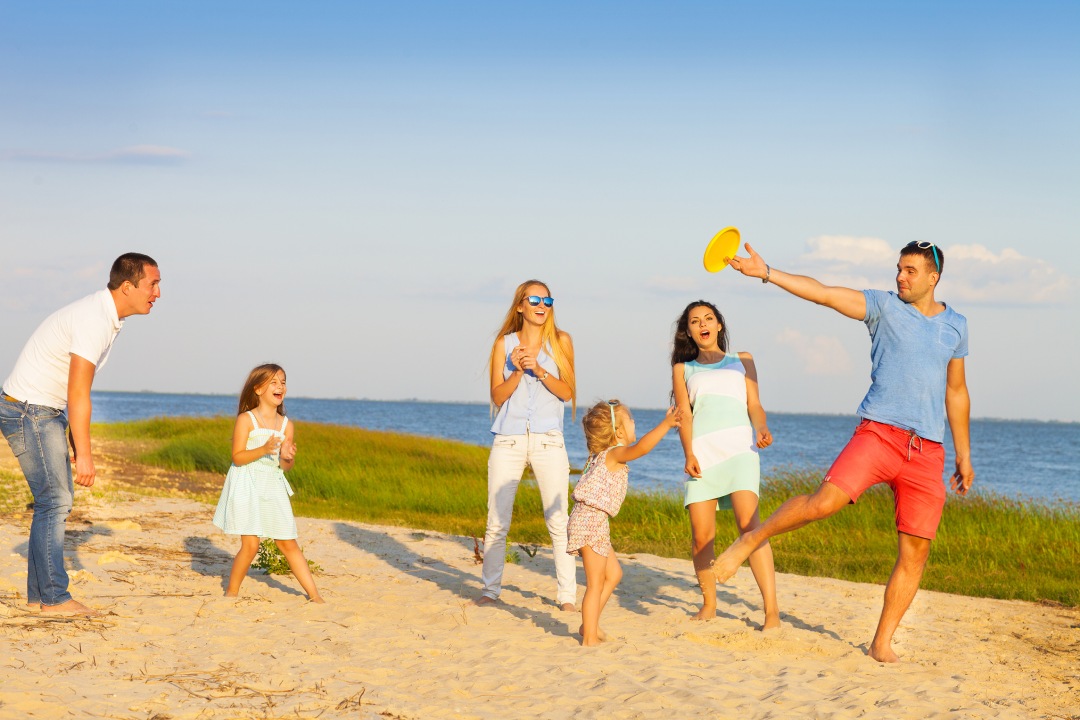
[0,415,26,457]
[493,437,517,449]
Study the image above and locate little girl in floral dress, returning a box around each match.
[567,399,680,645]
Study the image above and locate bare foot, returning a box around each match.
[712,537,752,583]
[578,624,608,641]
[40,599,100,617]
[559,602,576,612]
[25,603,41,613]
[691,604,717,621]
[760,612,782,631]
[308,595,326,604]
[581,636,602,647]
[868,643,900,663]
[473,595,498,606]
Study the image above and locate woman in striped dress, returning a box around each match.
[671,301,779,629]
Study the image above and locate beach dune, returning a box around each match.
[0,445,1077,718]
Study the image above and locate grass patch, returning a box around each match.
[95,417,1080,606]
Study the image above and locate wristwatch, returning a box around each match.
[539,371,550,381]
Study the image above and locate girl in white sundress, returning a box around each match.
[568,399,680,646]
[213,364,323,603]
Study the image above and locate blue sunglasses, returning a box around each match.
[526,296,554,308]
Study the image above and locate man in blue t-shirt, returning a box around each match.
[711,240,974,663]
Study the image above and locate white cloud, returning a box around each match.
[775,328,853,376]
[942,243,1071,304]
[788,235,1071,306]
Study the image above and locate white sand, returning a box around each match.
[0,458,1077,718]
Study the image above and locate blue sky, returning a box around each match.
[2,1,1077,422]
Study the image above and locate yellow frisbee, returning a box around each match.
[703,226,741,272]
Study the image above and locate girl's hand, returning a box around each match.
[756,426,773,449]
[663,406,682,429]
[262,435,283,455]
[280,439,297,462]
[684,455,702,478]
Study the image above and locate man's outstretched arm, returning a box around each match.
[727,242,867,320]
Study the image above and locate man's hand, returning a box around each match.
[726,243,769,281]
[950,457,974,495]
[74,453,96,487]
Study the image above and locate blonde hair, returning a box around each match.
[582,399,629,455]
[489,279,577,417]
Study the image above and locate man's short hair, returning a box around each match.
[900,241,944,275]
[108,253,158,290]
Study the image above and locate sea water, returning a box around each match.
[92,391,1079,505]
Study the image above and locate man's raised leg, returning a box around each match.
[868,532,931,663]
[712,481,850,582]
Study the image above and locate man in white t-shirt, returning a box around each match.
[0,253,161,616]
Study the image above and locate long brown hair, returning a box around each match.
[238,364,287,416]
[671,300,728,365]
[489,279,576,417]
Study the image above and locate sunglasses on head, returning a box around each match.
[906,241,940,273]
[525,296,555,308]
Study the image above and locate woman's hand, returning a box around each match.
[756,426,773,449]
[509,345,526,371]
[519,352,541,373]
[684,454,702,478]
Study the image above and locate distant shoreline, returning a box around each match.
[91,389,1078,425]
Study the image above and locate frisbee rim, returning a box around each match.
[703,226,741,273]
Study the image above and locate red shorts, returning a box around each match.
[824,419,946,540]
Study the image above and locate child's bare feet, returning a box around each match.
[691,603,717,621]
[578,624,608,641]
[40,599,100,617]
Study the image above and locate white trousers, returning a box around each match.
[480,430,577,605]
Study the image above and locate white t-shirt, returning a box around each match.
[2,290,124,409]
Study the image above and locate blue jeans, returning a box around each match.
[0,391,74,606]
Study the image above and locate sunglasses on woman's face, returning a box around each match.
[525,296,555,308]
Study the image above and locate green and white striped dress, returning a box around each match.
[683,352,760,510]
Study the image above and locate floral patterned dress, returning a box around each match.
[566,449,628,557]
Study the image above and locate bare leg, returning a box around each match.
[713,482,850,582]
[687,500,718,620]
[730,490,780,630]
[579,550,621,641]
[275,539,324,603]
[869,532,931,663]
[225,535,260,597]
[579,547,616,646]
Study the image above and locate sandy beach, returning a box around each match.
[1,446,1077,719]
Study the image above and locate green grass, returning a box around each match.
[95,417,1080,606]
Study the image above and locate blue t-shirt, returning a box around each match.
[856,290,969,443]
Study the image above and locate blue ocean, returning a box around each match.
[92,391,1080,506]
